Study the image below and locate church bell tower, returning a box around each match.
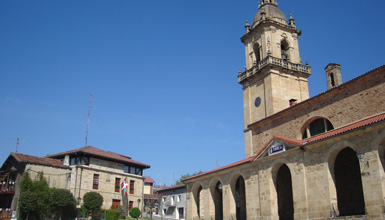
[238,0,312,157]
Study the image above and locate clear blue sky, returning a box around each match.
[1,0,385,186]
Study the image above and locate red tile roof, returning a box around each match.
[45,146,150,168]
[183,112,385,182]
[11,152,70,169]
[144,176,155,183]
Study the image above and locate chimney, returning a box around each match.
[289,99,297,107]
[63,155,70,166]
[325,63,343,89]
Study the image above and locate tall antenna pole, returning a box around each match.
[16,137,20,152]
[85,94,93,147]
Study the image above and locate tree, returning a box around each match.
[18,191,38,220]
[175,170,204,185]
[49,188,77,220]
[82,191,104,218]
[17,172,50,220]
[129,207,141,218]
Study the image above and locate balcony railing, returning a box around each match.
[238,56,311,82]
[0,181,16,193]
[0,208,13,218]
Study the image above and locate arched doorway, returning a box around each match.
[334,148,365,216]
[235,176,246,220]
[276,164,294,220]
[214,181,223,220]
[194,185,203,217]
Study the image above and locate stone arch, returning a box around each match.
[229,174,247,220]
[191,183,203,218]
[280,39,290,60]
[209,178,224,220]
[253,42,261,63]
[272,163,294,220]
[331,147,365,216]
[300,116,334,139]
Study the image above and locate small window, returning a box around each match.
[124,165,129,173]
[330,73,335,87]
[302,118,334,139]
[130,167,135,174]
[129,201,133,210]
[93,174,99,190]
[135,168,142,176]
[130,180,135,194]
[115,178,121,193]
[177,195,181,202]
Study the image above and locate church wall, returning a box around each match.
[185,121,385,220]
[250,68,385,156]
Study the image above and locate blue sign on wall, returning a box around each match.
[268,144,286,156]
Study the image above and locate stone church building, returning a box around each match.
[183,0,385,219]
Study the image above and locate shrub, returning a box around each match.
[106,209,120,220]
[129,208,141,218]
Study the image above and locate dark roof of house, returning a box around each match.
[156,184,186,192]
[183,112,385,182]
[8,152,70,169]
[45,146,150,168]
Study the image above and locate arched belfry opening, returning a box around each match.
[280,39,290,60]
[212,181,223,220]
[234,176,247,220]
[276,164,294,220]
[334,148,365,216]
[253,43,261,63]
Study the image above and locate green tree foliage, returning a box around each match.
[19,172,33,192]
[49,188,77,220]
[18,172,76,220]
[129,207,141,218]
[82,191,104,217]
[18,191,38,220]
[106,209,120,220]
[18,172,50,220]
[175,170,204,185]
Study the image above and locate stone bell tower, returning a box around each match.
[238,0,312,157]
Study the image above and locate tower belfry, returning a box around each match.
[238,0,311,157]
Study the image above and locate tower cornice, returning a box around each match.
[241,20,300,43]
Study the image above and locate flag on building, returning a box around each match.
[121,178,128,196]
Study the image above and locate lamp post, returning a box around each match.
[136,198,141,220]
[77,197,81,220]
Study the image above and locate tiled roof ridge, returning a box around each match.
[248,64,385,130]
[11,152,70,169]
[45,146,150,168]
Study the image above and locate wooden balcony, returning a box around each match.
[0,182,15,194]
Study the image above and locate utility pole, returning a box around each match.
[85,94,93,147]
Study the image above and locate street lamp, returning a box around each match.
[136,198,141,220]
[77,197,81,220]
